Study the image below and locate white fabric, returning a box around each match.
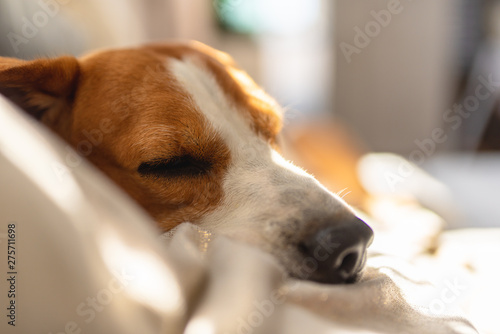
[0,95,493,334]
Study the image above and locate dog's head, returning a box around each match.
[0,41,373,284]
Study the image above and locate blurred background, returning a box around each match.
[1,0,499,228]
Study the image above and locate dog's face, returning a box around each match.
[0,42,373,284]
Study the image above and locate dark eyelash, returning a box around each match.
[137,155,211,178]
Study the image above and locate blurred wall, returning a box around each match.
[1,0,463,156]
[0,0,147,58]
[334,0,457,154]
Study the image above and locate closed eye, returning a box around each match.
[138,155,212,178]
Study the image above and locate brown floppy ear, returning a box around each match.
[0,56,79,130]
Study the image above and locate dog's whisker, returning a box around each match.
[340,191,352,199]
[336,187,348,197]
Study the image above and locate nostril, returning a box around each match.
[337,251,359,276]
[297,241,309,255]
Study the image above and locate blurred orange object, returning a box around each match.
[282,118,368,209]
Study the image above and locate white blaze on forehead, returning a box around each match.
[168,56,333,234]
[168,57,259,154]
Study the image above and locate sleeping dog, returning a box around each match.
[0,41,373,284]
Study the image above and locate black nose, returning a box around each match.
[297,217,374,284]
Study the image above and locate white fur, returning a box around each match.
[169,58,347,244]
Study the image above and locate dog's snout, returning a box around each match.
[298,217,374,284]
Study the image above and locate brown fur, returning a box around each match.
[0,42,281,230]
